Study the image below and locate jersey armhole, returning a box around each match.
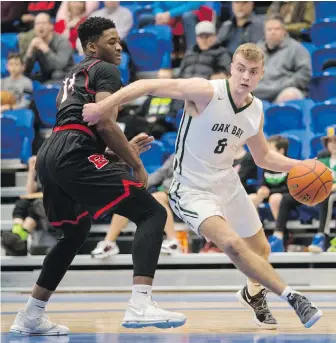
[198,80,221,116]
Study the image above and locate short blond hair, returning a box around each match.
[233,43,264,65]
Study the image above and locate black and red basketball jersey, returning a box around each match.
[55,56,122,151]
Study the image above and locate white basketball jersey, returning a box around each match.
[173,79,263,190]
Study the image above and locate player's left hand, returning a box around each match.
[82,103,102,126]
[129,133,154,155]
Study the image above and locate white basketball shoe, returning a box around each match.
[10,310,69,336]
[91,240,120,258]
[122,297,186,329]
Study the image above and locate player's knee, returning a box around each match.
[61,216,91,247]
[152,201,167,231]
[269,193,282,207]
[222,236,244,257]
[152,191,169,205]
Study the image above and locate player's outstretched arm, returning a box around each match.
[83,78,214,125]
[246,113,300,173]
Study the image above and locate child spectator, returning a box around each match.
[269,126,336,253]
[249,135,289,247]
[1,53,33,112]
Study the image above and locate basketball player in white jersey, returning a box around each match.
[82,43,322,329]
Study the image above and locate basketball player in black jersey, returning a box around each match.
[10,17,186,336]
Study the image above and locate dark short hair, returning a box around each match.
[7,52,23,63]
[78,17,116,50]
[265,14,285,26]
[268,135,289,156]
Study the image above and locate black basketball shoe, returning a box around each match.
[286,292,322,328]
[236,286,277,329]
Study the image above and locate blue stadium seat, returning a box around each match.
[315,1,336,21]
[161,131,177,155]
[280,133,302,159]
[310,101,336,133]
[1,109,34,163]
[1,59,9,78]
[309,74,336,102]
[34,85,60,128]
[73,53,84,64]
[310,134,324,158]
[141,140,164,173]
[1,33,19,59]
[301,42,316,56]
[264,104,304,135]
[312,46,336,74]
[119,52,130,85]
[311,19,336,47]
[126,25,172,71]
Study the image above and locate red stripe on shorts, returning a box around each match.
[53,124,95,138]
[93,180,143,220]
[51,211,89,227]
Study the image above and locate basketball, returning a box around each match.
[0,90,16,106]
[287,159,333,206]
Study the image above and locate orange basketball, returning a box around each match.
[0,91,16,106]
[287,159,333,206]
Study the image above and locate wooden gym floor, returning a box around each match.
[1,292,336,342]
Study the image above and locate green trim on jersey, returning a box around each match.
[225,79,254,114]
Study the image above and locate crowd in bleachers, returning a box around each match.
[1,1,336,257]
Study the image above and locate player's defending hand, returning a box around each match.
[129,133,154,155]
[83,103,102,126]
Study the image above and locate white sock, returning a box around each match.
[247,279,263,296]
[24,296,47,317]
[132,285,152,305]
[281,286,299,301]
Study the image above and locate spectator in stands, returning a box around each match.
[139,1,203,50]
[24,13,74,83]
[56,1,98,22]
[254,15,312,103]
[54,1,88,50]
[267,2,315,41]
[216,1,264,56]
[91,153,182,258]
[178,21,231,80]
[233,145,258,194]
[1,2,28,33]
[0,156,57,256]
[269,126,336,253]
[19,1,61,32]
[1,53,33,112]
[249,136,289,245]
[118,71,184,140]
[88,2,133,41]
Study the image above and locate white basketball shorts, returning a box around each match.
[168,176,262,238]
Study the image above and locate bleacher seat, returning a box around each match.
[1,33,18,59]
[1,109,34,163]
[73,53,84,64]
[126,25,172,71]
[119,52,130,85]
[264,104,304,135]
[311,101,336,133]
[141,140,164,173]
[302,42,316,56]
[315,1,336,21]
[311,19,336,47]
[280,133,302,159]
[310,134,324,158]
[309,74,336,102]
[1,59,9,78]
[34,85,60,127]
[312,45,336,74]
[161,131,177,155]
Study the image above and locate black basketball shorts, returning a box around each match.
[36,124,145,227]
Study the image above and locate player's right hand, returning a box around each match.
[134,166,148,188]
[82,103,102,126]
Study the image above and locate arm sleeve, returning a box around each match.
[92,62,122,94]
[169,2,202,18]
[147,154,174,188]
[43,38,73,70]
